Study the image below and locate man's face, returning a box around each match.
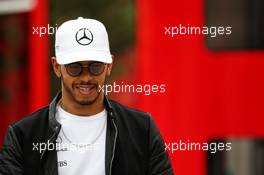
[52,58,112,106]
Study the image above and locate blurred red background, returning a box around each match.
[136,0,264,174]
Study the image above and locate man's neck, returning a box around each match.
[60,93,105,116]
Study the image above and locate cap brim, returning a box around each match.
[56,51,112,64]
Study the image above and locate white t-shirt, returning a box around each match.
[55,105,107,175]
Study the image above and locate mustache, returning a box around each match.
[73,81,98,87]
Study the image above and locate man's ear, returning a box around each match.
[107,55,114,76]
[106,64,112,76]
[51,56,61,78]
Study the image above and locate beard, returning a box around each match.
[61,75,102,105]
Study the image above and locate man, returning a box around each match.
[0,17,173,175]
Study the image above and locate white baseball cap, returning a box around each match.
[55,17,112,64]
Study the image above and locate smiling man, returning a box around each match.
[0,17,173,175]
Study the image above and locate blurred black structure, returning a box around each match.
[206,0,264,50]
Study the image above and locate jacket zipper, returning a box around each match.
[109,118,118,175]
[37,129,57,175]
[40,127,58,160]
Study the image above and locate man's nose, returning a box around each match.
[79,68,93,81]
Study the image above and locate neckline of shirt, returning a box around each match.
[56,105,107,121]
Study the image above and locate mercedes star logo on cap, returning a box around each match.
[75,28,93,46]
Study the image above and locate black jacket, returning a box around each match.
[0,93,173,175]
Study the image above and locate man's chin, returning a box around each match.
[74,93,101,105]
[77,100,96,105]
[74,96,97,105]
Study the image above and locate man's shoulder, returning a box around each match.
[108,99,151,121]
[109,99,148,114]
[11,106,49,130]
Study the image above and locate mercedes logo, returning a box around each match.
[75,28,93,46]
